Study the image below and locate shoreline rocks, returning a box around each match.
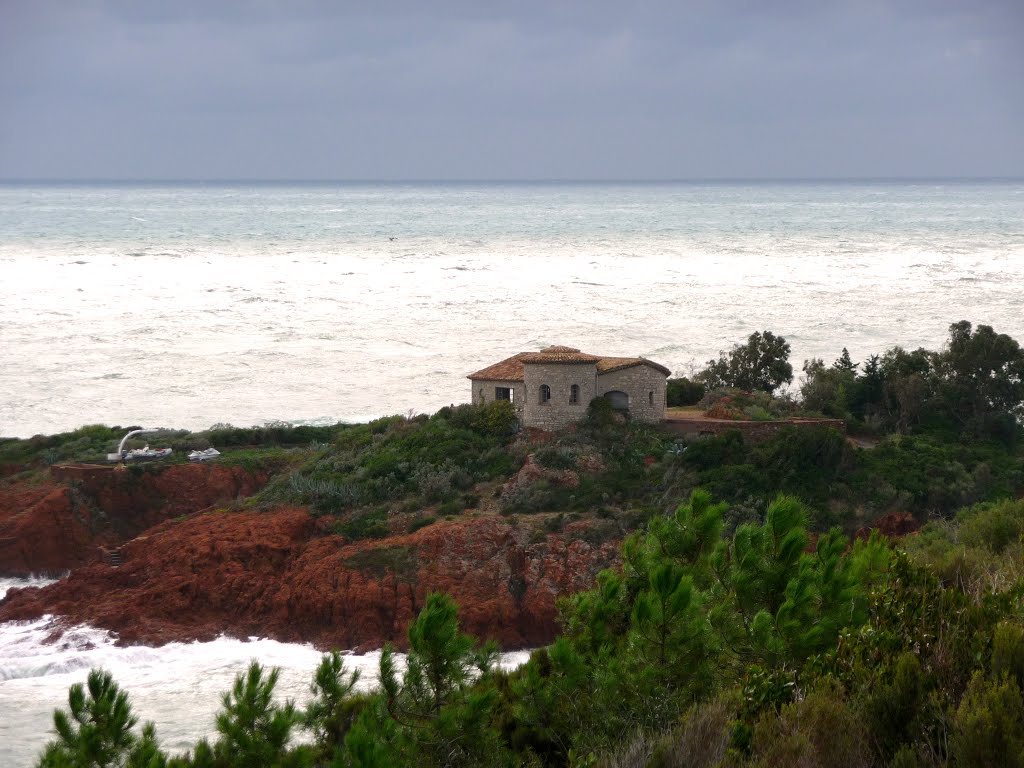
[0,507,621,651]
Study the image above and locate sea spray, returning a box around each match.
[2,180,1022,438]
[0,577,529,766]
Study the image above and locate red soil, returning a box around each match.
[0,507,620,651]
[0,464,268,576]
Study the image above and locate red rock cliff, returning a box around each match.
[0,507,621,650]
[0,464,267,576]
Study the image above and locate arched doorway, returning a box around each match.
[604,390,629,410]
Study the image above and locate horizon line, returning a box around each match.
[1,175,1022,185]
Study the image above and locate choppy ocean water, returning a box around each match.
[2,180,1024,763]
[2,180,1022,438]
[0,578,529,766]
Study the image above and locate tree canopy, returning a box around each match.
[696,331,793,394]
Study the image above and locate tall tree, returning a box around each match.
[302,651,362,763]
[379,593,507,767]
[697,331,793,394]
[38,669,166,768]
[935,320,1024,436]
[210,661,307,768]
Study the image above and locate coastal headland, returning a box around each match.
[4,320,1022,655]
[5,318,1024,766]
[0,419,626,650]
[0,407,921,652]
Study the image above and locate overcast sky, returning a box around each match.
[1,0,1022,180]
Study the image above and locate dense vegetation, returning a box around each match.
[36,495,1024,767]
[694,330,794,395]
[0,421,350,475]
[18,321,1024,766]
[4,321,1022,541]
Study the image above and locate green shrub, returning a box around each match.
[470,400,518,437]
[535,445,577,470]
[993,623,1024,688]
[263,405,521,514]
[861,652,926,761]
[743,405,773,421]
[337,509,390,541]
[413,460,470,503]
[951,673,1024,768]
[585,396,618,429]
[543,513,565,533]
[699,388,796,420]
[750,689,871,768]
[438,499,463,517]
[500,480,559,515]
[751,426,848,505]
[959,498,1024,554]
[648,694,735,768]
[344,546,418,581]
[889,745,930,768]
[408,515,437,534]
[666,377,706,408]
[681,430,747,471]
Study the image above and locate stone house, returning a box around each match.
[467,345,671,430]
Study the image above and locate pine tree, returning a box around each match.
[210,661,308,768]
[302,651,362,761]
[630,562,706,669]
[378,593,507,767]
[340,704,399,768]
[38,668,167,768]
[833,347,858,373]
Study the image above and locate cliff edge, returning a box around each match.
[0,506,620,650]
[0,463,268,576]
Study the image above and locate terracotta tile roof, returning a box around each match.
[519,345,603,364]
[469,347,671,381]
[597,357,673,376]
[467,352,530,381]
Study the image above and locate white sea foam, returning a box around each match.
[0,578,530,766]
[1,181,1022,437]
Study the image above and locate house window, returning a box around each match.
[495,387,513,402]
[649,390,654,406]
[570,384,580,404]
[479,388,484,402]
[539,384,551,404]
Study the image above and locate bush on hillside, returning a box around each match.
[666,377,705,408]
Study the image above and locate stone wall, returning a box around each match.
[471,379,527,420]
[522,362,598,430]
[597,365,667,423]
[661,417,846,444]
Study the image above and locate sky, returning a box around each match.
[0,0,1022,180]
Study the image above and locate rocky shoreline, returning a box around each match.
[0,462,620,650]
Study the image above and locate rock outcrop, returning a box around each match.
[0,507,621,650]
[0,464,268,576]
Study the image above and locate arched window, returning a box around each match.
[479,388,484,401]
[570,384,580,404]
[540,384,551,404]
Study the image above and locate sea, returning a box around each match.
[1,179,1023,764]
[2,180,1023,438]
[0,576,530,765]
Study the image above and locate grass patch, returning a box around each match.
[344,545,418,581]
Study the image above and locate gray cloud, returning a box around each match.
[1,0,1021,179]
